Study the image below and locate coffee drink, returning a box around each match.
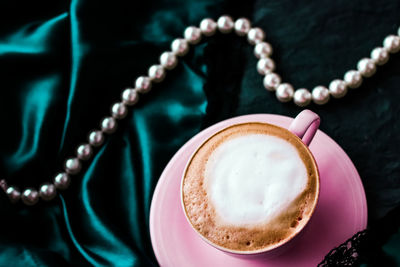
[182,122,319,252]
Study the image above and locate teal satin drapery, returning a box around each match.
[0,0,400,266]
[0,1,223,265]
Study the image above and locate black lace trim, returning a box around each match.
[318,230,368,267]
[319,204,400,266]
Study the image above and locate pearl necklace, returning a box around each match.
[1,15,400,206]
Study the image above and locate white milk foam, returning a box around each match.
[204,134,308,226]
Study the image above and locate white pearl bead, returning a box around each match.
[312,86,330,105]
[54,173,70,190]
[111,102,127,119]
[171,38,189,56]
[122,88,139,106]
[257,58,275,75]
[160,52,178,70]
[254,42,273,58]
[39,183,56,201]
[135,76,152,94]
[357,58,376,78]
[0,179,6,191]
[276,83,294,102]
[234,18,251,36]
[76,144,93,160]
[184,26,202,44]
[148,65,166,83]
[6,186,21,203]
[344,70,363,88]
[371,47,389,65]
[65,158,81,175]
[293,88,312,107]
[217,15,234,33]
[22,188,39,206]
[88,130,104,147]
[383,35,400,53]
[101,117,117,134]
[199,18,217,36]
[329,79,347,98]
[248,28,265,45]
[263,72,281,91]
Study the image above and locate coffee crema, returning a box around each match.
[182,122,319,252]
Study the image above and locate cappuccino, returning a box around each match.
[182,122,319,252]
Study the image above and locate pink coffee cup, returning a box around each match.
[181,109,321,257]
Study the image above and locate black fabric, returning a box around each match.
[0,0,399,266]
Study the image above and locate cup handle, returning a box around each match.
[288,110,320,146]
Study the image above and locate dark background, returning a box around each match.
[0,0,399,266]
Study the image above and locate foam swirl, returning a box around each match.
[204,134,308,226]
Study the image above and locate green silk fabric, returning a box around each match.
[0,0,399,266]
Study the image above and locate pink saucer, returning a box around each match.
[149,114,368,267]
